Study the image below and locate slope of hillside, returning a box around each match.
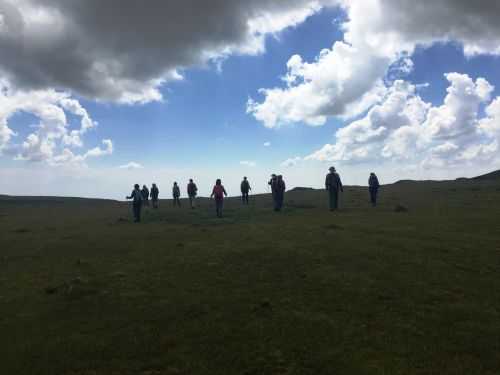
[0,179,499,374]
[473,169,500,180]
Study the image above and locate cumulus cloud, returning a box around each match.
[281,156,303,167]
[247,43,390,127]
[480,98,500,138]
[240,160,257,167]
[0,80,112,165]
[4,0,498,116]
[119,162,144,170]
[249,0,500,127]
[341,0,500,57]
[0,0,334,104]
[84,139,113,158]
[306,80,428,162]
[306,73,500,169]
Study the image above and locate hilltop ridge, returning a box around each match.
[472,169,500,181]
[1,169,499,202]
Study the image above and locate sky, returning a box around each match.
[1,0,500,199]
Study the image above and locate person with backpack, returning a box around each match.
[141,185,150,207]
[210,179,228,218]
[268,174,277,196]
[172,182,181,207]
[187,179,198,209]
[126,184,143,222]
[150,183,159,208]
[368,172,380,207]
[274,175,286,211]
[240,176,251,205]
[325,166,343,211]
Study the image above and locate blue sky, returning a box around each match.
[78,8,345,170]
[1,1,500,198]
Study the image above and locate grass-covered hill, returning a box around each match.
[1,178,499,374]
[472,169,500,181]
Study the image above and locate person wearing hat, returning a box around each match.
[325,167,343,211]
[126,184,143,222]
[268,174,277,207]
[368,172,380,207]
[274,175,286,211]
[240,176,251,205]
[268,174,277,192]
[150,183,159,209]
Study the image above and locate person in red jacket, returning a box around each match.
[210,179,228,218]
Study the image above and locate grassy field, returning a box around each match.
[1,179,500,375]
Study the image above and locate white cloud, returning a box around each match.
[422,73,493,143]
[340,0,500,57]
[4,0,499,112]
[119,162,144,170]
[263,141,271,147]
[281,156,303,167]
[247,43,391,127]
[240,160,257,167]
[0,80,112,165]
[306,73,500,170]
[306,80,429,162]
[249,0,500,128]
[479,97,500,138]
[84,139,113,158]
[0,0,332,104]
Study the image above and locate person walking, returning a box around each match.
[325,167,343,211]
[172,182,181,207]
[268,174,277,207]
[274,175,286,211]
[368,173,380,207]
[240,176,251,205]
[187,179,198,209]
[141,185,150,207]
[126,184,143,222]
[210,179,228,218]
[268,174,277,195]
[150,183,159,209]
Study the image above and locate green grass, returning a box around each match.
[1,180,500,374]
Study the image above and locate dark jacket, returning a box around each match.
[268,178,277,193]
[241,180,251,193]
[128,189,143,202]
[141,187,149,200]
[369,175,380,189]
[325,172,343,192]
[274,179,286,195]
[150,186,159,199]
[172,185,180,198]
[187,182,197,197]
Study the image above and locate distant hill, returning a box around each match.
[2,170,498,202]
[0,195,116,203]
[394,169,500,184]
[472,170,500,181]
[289,187,316,192]
[394,179,436,185]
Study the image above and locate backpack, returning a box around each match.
[213,185,225,200]
[188,183,197,196]
[327,173,341,190]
